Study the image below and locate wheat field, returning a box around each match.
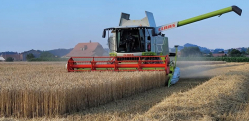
[0,62,249,121]
[0,62,167,118]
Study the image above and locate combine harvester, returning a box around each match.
[67,6,242,87]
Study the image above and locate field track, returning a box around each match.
[0,62,248,121]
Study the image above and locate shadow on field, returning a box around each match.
[76,77,210,117]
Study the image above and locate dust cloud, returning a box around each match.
[176,61,243,78]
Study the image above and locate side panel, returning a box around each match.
[151,36,169,56]
[162,37,169,55]
[150,36,155,53]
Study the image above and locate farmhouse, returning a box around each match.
[0,57,5,62]
[66,42,106,57]
[1,52,21,61]
[213,53,226,57]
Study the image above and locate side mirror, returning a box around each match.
[102,30,106,38]
[147,36,151,40]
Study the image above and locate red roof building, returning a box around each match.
[213,53,226,57]
[66,42,106,57]
[1,54,21,61]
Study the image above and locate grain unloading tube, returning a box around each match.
[157,5,242,32]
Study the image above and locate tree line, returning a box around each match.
[178,47,249,62]
[178,57,249,62]
[26,51,68,61]
[180,47,249,57]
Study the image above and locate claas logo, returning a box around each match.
[158,23,176,31]
[123,54,134,56]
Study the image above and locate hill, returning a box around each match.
[48,48,73,57]
[184,43,211,54]
[0,52,19,55]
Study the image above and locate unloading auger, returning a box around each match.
[67,5,242,86]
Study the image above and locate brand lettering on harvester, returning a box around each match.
[123,54,134,56]
[158,23,176,31]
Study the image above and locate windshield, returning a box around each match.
[116,29,145,53]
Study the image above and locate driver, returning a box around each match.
[126,32,135,52]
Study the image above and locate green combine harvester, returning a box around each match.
[67,6,242,87]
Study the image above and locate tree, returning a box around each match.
[26,53,35,60]
[180,47,202,57]
[6,57,14,62]
[208,52,213,57]
[40,51,55,58]
[229,49,242,57]
[247,47,249,55]
[241,51,246,56]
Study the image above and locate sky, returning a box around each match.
[0,0,248,53]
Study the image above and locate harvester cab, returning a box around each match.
[67,5,242,87]
[102,11,167,57]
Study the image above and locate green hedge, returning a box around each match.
[28,58,68,61]
[178,57,249,62]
